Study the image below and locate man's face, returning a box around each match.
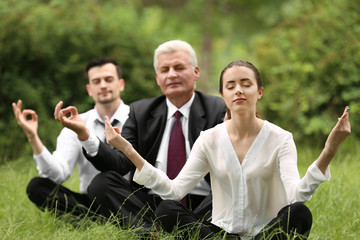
[86,63,124,105]
[155,51,199,104]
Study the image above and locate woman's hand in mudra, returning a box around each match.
[104,116,132,154]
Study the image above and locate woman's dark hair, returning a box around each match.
[219,60,263,94]
[85,57,122,80]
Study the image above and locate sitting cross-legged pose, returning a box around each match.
[103,60,351,239]
[12,57,129,219]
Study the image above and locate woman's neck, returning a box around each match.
[227,113,264,140]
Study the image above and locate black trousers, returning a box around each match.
[156,200,313,239]
[87,170,212,229]
[26,177,99,218]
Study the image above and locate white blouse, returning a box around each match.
[134,121,330,237]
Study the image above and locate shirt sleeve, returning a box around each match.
[134,132,210,201]
[33,127,81,184]
[80,132,100,157]
[279,134,331,203]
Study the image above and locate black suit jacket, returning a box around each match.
[84,91,226,184]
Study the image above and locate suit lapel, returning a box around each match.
[145,100,168,162]
[188,93,206,148]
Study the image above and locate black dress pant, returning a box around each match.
[26,177,99,218]
[87,170,212,229]
[156,200,312,239]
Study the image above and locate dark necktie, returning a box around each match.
[111,119,119,127]
[167,111,187,206]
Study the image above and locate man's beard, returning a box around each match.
[98,97,115,105]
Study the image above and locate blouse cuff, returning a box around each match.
[308,161,331,182]
[133,161,153,185]
[33,146,48,159]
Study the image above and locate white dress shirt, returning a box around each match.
[33,101,129,193]
[134,121,330,238]
[154,93,210,196]
[82,93,211,196]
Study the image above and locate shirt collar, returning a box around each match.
[166,92,195,120]
[111,100,129,125]
[93,100,128,125]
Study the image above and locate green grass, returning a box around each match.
[297,137,360,240]
[0,139,359,239]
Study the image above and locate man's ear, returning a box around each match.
[194,66,200,81]
[119,79,125,92]
[86,84,92,97]
[155,73,161,86]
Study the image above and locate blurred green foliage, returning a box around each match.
[0,0,161,159]
[253,0,360,144]
[0,0,358,161]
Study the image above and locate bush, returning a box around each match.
[253,0,360,144]
[0,0,161,160]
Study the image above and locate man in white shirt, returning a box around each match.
[12,57,129,218]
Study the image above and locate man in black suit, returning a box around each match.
[55,40,226,229]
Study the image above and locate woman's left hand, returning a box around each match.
[316,106,351,174]
[325,106,351,152]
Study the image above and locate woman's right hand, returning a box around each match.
[104,116,132,153]
[104,116,145,170]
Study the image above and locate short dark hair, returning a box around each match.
[85,57,122,80]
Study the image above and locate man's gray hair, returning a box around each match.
[153,40,198,72]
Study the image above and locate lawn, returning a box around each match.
[0,139,359,239]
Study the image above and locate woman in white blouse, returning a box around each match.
[104,60,351,239]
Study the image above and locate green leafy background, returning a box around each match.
[1,0,358,160]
